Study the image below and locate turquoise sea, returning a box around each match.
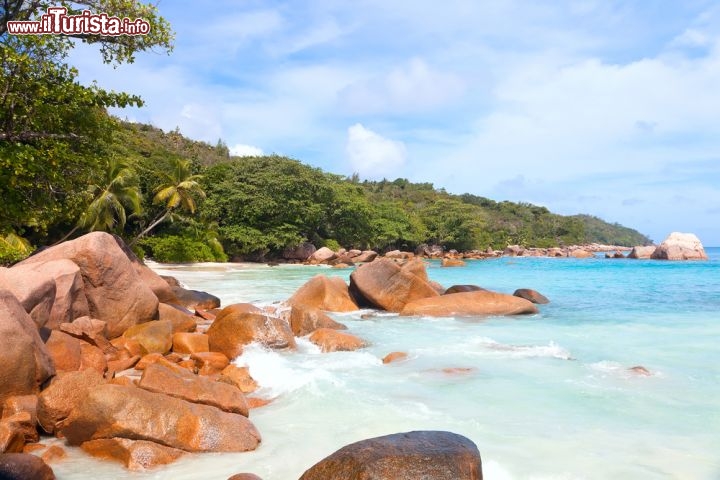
[53,249,720,480]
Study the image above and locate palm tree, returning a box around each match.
[79,157,142,232]
[56,158,141,243]
[130,158,205,246]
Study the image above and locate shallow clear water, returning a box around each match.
[52,250,720,480]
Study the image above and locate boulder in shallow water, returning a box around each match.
[569,249,593,258]
[61,384,261,453]
[441,258,467,267]
[349,258,438,312]
[299,430,482,480]
[207,312,296,359]
[309,328,367,353]
[627,245,655,259]
[651,232,708,260]
[400,290,538,317]
[513,288,550,305]
[290,305,347,336]
[287,275,358,312]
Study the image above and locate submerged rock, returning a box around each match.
[382,352,408,364]
[309,328,367,353]
[290,305,347,337]
[651,232,708,260]
[299,430,482,480]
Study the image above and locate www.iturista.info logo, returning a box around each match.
[7,7,150,36]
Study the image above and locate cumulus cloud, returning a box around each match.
[230,144,264,157]
[338,58,466,114]
[346,124,407,178]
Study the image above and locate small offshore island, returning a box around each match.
[0,228,710,479]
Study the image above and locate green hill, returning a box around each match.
[1,121,652,263]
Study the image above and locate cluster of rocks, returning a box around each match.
[0,232,270,477]
[287,257,546,318]
[282,232,708,268]
[0,231,552,478]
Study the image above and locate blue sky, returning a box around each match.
[70,0,720,245]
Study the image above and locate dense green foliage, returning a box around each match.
[140,235,227,263]
[0,0,173,253]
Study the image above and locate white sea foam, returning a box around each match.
[472,337,573,360]
[234,341,381,398]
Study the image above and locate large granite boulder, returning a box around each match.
[25,260,90,329]
[60,384,261,453]
[651,232,708,260]
[299,431,482,480]
[110,235,178,304]
[0,265,56,328]
[287,275,358,312]
[18,232,158,338]
[400,290,538,317]
[349,258,438,312]
[0,290,55,407]
[207,311,296,359]
[138,363,249,416]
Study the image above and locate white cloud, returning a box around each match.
[346,124,407,178]
[230,144,264,157]
[338,58,466,114]
[670,28,711,48]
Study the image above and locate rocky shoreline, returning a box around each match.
[0,230,707,479]
[278,231,707,268]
